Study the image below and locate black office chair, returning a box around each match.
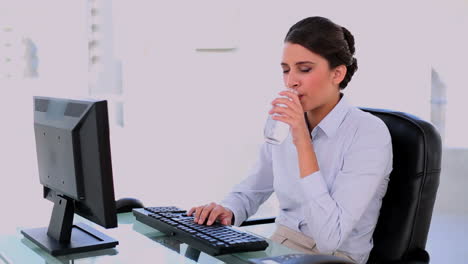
[241,108,442,264]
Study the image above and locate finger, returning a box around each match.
[279,91,301,106]
[271,97,300,112]
[272,115,294,126]
[194,206,205,222]
[198,202,216,224]
[207,207,222,226]
[220,215,232,225]
[269,105,296,119]
[187,207,196,216]
[279,91,302,110]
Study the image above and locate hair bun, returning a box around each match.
[340,57,358,89]
[341,26,355,55]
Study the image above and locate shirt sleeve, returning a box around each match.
[220,142,275,226]
[299,120,393,253]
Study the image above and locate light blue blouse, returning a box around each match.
[221,95,393,264]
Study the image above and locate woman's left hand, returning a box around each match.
[269,90,311,146]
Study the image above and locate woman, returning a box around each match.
[188,16,392,264]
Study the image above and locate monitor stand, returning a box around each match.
[21,195,118,256]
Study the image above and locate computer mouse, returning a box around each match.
[115,197,144,213]
[248,253,355,264]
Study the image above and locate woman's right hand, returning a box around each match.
[187,202,233,226]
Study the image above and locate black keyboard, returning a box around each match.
[133,207,269,255]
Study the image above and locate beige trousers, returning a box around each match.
[270,224,355,262]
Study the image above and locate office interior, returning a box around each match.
[0,0,467,263]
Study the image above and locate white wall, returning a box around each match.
[0,0,466,233]
[429,0,468,148]
[0,1,89,232]
[111,0,434,209]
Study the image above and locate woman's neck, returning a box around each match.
[306,93,342,130]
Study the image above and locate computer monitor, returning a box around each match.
[21,96,119,256]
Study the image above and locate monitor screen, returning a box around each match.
[21,96,119,256]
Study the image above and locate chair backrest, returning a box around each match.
[361,108,442,263]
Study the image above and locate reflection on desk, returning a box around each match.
[0,213,299,264]
[0,252,12,264]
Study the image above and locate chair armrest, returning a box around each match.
[240,217,276,226]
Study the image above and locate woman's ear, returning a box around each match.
[331,65,347,85]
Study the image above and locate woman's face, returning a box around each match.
[281,42,343,113]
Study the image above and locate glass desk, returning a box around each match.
[0,213,300,264]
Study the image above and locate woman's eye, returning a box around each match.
[282,69,290,74]
[300,68,311,73]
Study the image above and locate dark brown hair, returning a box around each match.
[285,17,358,89]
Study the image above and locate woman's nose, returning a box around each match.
[285,75,300,89]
